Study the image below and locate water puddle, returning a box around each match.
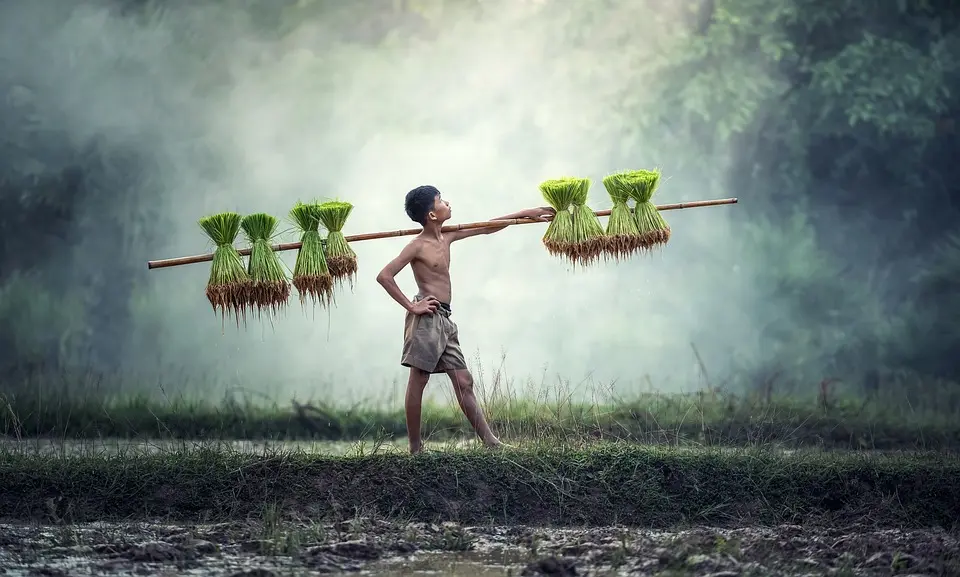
[367,551,561,576]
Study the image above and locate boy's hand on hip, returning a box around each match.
[411,296,439,315]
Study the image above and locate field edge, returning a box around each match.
[2,444,958,530]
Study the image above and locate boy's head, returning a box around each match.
[404,185,451,226]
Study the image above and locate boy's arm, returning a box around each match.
[447,206,555,242]
[375,241,421,312]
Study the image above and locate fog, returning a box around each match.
[2,0,778,405]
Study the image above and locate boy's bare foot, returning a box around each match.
[483,438,510,450]
[410,443,424,454]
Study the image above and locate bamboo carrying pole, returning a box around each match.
[147,197,738,270]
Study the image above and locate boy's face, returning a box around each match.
[430,193,452,223]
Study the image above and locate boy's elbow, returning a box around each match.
[375,270,391,285]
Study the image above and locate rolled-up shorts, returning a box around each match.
[401,294,468,374]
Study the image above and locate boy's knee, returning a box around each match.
[409,367,430,386]
[450,370,474,392]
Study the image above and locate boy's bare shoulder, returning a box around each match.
[406,235,428,249]
[401,236,426,259]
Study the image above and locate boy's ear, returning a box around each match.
[428,211,437,221]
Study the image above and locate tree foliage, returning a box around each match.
[1,0,957,388]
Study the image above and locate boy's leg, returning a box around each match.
[400,303,445,454]
[405,367,431,454]
[445,368,502,447]
[436,315,502,447]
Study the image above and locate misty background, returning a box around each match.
[1,0,957,407]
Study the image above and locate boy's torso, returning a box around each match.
[409,234,453,304]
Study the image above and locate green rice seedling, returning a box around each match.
[601,173,643,260]
[317,200,358,289]
[198,212,252,325]
[241,212,291,316]
[289,201,334,307]
[568,177,606,266]
[631,169,670,250]
[613,169,671,252]
[538,177,582,263]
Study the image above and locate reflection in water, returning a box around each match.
[367,551,525,576]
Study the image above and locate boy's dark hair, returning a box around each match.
[405,185,440,225]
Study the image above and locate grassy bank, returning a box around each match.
[1,443,958,529]
[3,388,960,450]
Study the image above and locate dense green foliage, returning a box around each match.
[0,0,957,392]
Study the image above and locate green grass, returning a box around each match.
[3,386,960,450]
[1,442,958,528]
[4,360,960,450]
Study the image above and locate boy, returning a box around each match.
[376,185,555,454]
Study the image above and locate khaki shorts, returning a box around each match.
[401,295,468,374]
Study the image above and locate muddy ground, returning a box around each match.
[0,518,956,577]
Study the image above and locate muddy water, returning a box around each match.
[0,519,955,576]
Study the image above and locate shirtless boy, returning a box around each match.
[376,185,555,454]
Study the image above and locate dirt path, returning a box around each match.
[0,519,956,576]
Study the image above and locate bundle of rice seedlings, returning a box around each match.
[632,169,671,250]
[198,212,252,324]
[601,172,643,260]
[539,177,581,262]
[568,177,606,266]
[317,200,358,288]
[240,212,291,315]
[616,168,671,252]
[289,201,334,307]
